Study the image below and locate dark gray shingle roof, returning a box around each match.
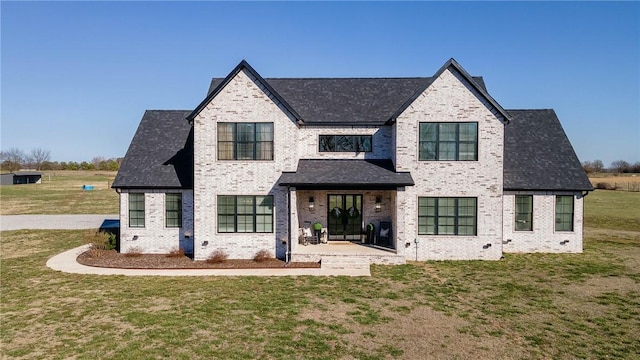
[504,109,592,191]
[207,75,489,125]
[278,159,414,189]
[112,110,193,189]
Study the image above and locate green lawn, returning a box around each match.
[1,192,639,359]
[0,171,118,215]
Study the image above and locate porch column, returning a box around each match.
[395,186,408,258]
[289,187,299,253]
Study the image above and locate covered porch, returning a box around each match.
[279,159,414,265]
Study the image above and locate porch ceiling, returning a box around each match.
[279,159,414,190]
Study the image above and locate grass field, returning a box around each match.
[1,190,639,359]
[0,171,118,215]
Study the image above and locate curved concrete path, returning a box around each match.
[46,245,370,277]
[2,214,370,276]
[1,214,119,231]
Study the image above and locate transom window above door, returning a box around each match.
[319,135,372,152]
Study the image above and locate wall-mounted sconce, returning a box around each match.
[375,196,382,212]
[308,197,315,212]
[502,239,512,244]
[132,235,138,241]
[202,241,209,246]
[184,231,191,238]
[483,243,492,249]
[560,240,570,245]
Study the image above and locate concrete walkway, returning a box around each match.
[3,214,370,276]
[0,214,119,231]
[46,245,371,277]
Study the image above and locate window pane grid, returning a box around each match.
[129,193,145,228]
[218,123,273,160]
[515,195,533,231]
[319,135,373,152]
[418,197,477,235]
[555,196,574,232]
[217,195,273,233]
[166,193,182,228]
[419,122,477,161]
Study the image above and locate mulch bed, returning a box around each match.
[77,250,320,269]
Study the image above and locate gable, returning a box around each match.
[390,59,511,124]
[188,60,301,124]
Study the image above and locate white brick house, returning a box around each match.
[112,59,592,263]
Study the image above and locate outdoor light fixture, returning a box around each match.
[202,241,209,246]
[308,197,315,211]
[132,235,138,241]
[375,196,382,212]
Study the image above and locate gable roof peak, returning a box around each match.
[186,60,302,123]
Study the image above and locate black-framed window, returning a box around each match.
[515,195,533,231]
[217,195,273,233]
[166,193,182,228]
[418,197,477,235]
[555,196,574,232]
[319,135,372,152]
[218,123,274,160]
[129,193,145,228]
[419,122,478,161]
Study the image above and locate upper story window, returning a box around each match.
[129,193,145,228]
[319,135,372,152]
[218,123,274,160]
[419,122,478,161]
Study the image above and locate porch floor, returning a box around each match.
[291,241,405,265]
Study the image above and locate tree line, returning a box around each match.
[582,159,640,174]
[0,148,122,172]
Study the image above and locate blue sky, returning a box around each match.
[1,1,639,166]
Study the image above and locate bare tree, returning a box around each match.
[91,156,105,167]
[610,160,631,173]
[29,148,51,170]
[0,148,26,172]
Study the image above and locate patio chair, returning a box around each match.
[378,221,392,247]
[299,221,319,245]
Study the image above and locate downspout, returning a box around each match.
[287,186,292,263]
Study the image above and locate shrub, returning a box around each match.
[206,249,228,264]
[85,230,113,257]
[166,248,185,258]
[124,247,143,257]
[253,249,272,262]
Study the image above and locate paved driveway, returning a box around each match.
[0,214,119,231]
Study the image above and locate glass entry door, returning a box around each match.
[327,194,363,241]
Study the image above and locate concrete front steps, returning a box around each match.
[320,255,372,276]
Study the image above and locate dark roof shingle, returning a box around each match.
[278,159,414,189]
[208,76,489,125]
[112,110,193,189]
[504,109,592,191]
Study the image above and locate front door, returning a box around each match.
[327,194,363,241]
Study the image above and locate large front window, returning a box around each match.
[419,122,478,161]
[515,195,533,231]
[555,196,574,232]
[218,123,274,160]
[418,197,477,235]
[129,193,145,228]
[217,195,274,233]
[319,135,372,152]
